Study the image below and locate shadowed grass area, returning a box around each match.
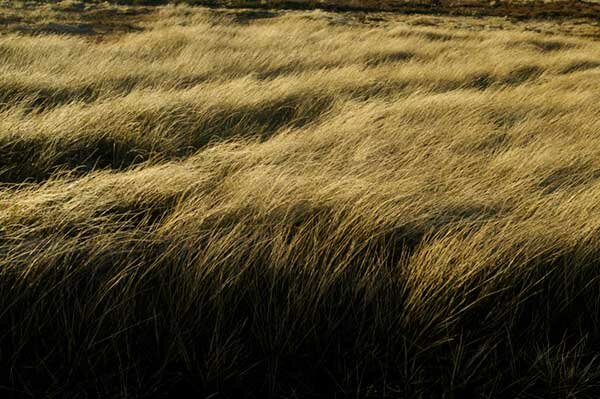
[1,2,600,398]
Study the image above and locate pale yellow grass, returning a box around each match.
[1,3,600,397]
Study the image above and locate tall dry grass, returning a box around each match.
[1,3,600,397]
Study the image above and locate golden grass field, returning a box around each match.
[1,1,600,397]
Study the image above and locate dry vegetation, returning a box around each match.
[1,1,600,397]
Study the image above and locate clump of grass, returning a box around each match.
[0,3,600,398]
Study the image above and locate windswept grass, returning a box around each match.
[1,2,600,398]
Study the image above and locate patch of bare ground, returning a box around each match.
[180,0,600,19]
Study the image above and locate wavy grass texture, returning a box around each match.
[1,2,600,397]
